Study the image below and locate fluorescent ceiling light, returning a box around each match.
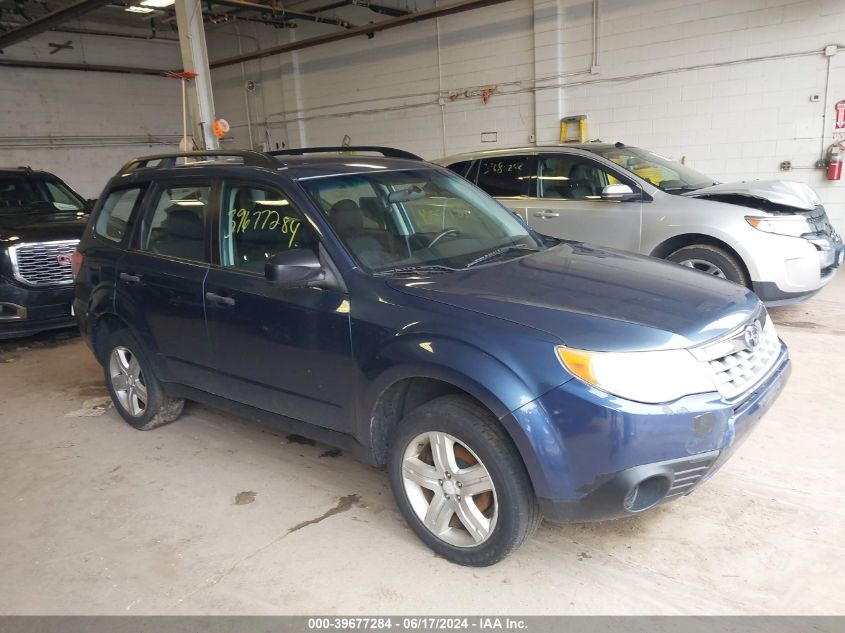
[125,5,155,12]
[140,0,175,7]
[255,200,290,206]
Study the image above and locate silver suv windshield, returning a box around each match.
[301,168,545,273]
[592,147,716,192]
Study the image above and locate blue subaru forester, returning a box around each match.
[73,148,790,566]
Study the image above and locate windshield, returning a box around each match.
[301,168,546,273]
[0,176,87,213]
[592,147,715,192]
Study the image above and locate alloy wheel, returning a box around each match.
[401,431,498,548]
[109,346,148,417]
[679,258,727,278]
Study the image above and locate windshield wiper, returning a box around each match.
[465,244,541,268]
[374,264,459,277]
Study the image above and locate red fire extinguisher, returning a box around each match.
[827,144,843,181]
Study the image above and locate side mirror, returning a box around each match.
[265,248,325,288]
[600,184,639,201]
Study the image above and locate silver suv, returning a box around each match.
[435,144,843,305]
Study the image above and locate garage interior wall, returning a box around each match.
[208,0,845,229]
[0,29,182,198]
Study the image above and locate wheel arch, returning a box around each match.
[360,339,559,501]
[366,374,498,459]
[90,312,130,365]
[649,233,752,284]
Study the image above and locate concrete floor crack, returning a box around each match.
[175,493,362,606]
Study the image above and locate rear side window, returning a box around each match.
[446,161,471,177]
[220,182,317,273]
[477,157,530,197]
[94,188,143,243]
[143,184,212,262]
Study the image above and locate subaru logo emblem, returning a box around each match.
[56,253,72,266]
[743,321,762,349]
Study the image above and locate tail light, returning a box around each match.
[71,249,84,279]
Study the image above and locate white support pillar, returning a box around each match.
[175,0,218,150]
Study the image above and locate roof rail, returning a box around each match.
[267,146,423,161]
[119,150,282,174]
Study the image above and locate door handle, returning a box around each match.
[119,272,141,284]
[205,291,236,307]
[533,210,560,219]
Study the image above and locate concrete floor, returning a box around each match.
[1,277,844,616]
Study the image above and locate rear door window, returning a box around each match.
[476,156,531,197]
[94,187,144,243]
[0,177,38,210]
[142,183,212,262]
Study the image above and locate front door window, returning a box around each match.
[220,183,317,273]
[537,156,621,200]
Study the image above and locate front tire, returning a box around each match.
[387,395,540,566]
[103,329,184,431]
[667,244,749,287]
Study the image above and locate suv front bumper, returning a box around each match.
[505,345,790,522]
[749,234,843,306]
[0,278,77,339]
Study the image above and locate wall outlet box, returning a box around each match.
[810,94,821,102]
[824,44,837,57]
[481,132,498,143]
[590,65,601,74]
[528,133,536,143]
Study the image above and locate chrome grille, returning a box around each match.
[807,205,841,242]
[691,314,781,401]
[8,240,78,287]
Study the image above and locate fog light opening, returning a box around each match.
[623,476,671,513]
[0,302,26,320]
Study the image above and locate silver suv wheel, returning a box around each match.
[678,258,727,278]
[109,346,148,417]
[401,431,498,547]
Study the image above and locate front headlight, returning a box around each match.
[556,346,716,404]
[745,215,811,238]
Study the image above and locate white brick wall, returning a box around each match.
[560,0,845,229]
[2,0,843,229]
[0,29,182,198]
[208,0,845,230]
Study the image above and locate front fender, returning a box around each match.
[358,333,572,497]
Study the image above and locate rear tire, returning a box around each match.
[387,395,540,566]
[103,329,184,431]
[667,244,749,287]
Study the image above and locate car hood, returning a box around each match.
[0,211,88,244]
[386,243,760,352]
[681,180,820,211]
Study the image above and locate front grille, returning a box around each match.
[662,453,718,500]
[808,205,840,241]
[691,313,781,401]
[8,240,78,287]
